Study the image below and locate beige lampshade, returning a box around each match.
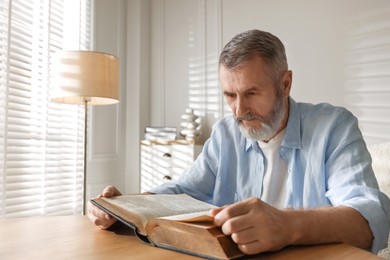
[51,51,119,105]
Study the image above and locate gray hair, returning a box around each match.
[219,29,288,85]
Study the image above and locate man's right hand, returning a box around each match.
[87,185,122,229]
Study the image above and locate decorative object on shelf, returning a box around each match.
[50,51,119,215]
[180,108,201,141]
[144,126,177,142]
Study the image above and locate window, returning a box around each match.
[0,0,93,217]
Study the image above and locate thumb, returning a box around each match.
[102,185,122,198]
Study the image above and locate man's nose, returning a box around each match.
[235,96,248,117]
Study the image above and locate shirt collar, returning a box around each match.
[282,97,302,150]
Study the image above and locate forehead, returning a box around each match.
[219,56,273,91]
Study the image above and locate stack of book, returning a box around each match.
[144,127,177,142]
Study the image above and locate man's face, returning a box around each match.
[219,56,291,141]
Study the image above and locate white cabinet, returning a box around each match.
[140,140,202,192]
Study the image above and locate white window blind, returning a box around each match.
[0,0,93,217]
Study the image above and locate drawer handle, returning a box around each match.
[162,153,172,158]
[163,175,172,181]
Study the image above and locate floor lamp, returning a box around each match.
[50,51,119,215]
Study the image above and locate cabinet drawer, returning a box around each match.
[141,167,188,192]
[142,144,197,168]
[140,141,202,192]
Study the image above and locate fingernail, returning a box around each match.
[214,213,221,222]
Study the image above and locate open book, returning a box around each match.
[91,194,244,259]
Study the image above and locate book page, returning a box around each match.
[97,194,216,233]
[159,210,214,222]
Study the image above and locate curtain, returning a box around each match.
[0,0,93,217]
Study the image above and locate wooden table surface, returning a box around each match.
[0,215,382,260]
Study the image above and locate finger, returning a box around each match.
[221,210,257,235]
[234,227,285,254]
[96,217,116,229]
[102,185,122,197]
[209,206,226,217]
[231,227,257,244]
[89,214,115,229]
[87,201,116,229]
[238,240,263,255]
[214,200,252,226]
[87,201,110,220]
[91,206,111,220]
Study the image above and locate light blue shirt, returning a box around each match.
[150,97,390,253]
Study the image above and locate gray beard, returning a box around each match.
[236,96,286,141]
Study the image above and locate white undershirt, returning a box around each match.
[258,129,287,209]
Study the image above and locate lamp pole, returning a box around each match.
[83,99,88,215]
[50,51,119,216]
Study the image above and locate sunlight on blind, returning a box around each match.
[0,0,92,217]
[187,1,231,141]
[344,8,390,145]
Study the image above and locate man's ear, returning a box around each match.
[282,70,292,96]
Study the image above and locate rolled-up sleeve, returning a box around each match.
[324,109,390,253]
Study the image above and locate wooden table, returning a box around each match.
[0,216,381,259]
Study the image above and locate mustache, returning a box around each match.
[236,113,264,122]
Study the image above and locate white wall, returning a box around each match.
[220,0,390,143]
[93,0,390,194]
[148,0,390,145]
[90,0,151,196]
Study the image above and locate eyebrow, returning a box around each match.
[223,87,259,95]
